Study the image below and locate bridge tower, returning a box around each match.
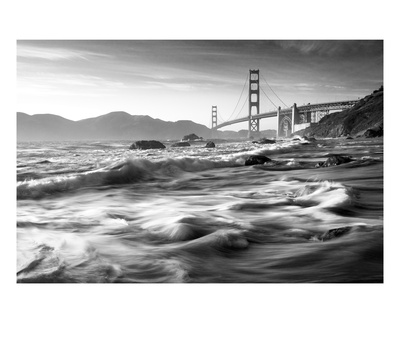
[248,69,260,139]
[211,105,218,138]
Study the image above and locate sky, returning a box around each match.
[17,40,383,131]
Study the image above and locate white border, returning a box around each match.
[3,1,399,342]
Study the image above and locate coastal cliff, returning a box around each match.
[297,86,383,138]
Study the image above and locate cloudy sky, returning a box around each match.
[17,40,383,130]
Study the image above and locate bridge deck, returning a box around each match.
[214,99,358,129]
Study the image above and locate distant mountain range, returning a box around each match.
[17,111,276,142]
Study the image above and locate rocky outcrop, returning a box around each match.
[183,133,201,141]
[205,141,215,148]
[171,141,191,147]
[244,155,271,166]
[299,86,383,138]
[129,140,166,150]
[315,154,353,168]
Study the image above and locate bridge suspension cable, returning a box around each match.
[234,94,249,119]
[260,85,278,110]
[226,74,249,122]
[217,109,228,124]
[260,72,289,108]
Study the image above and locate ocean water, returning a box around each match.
[16,137,383,283]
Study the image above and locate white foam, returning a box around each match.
[294,181,351,208]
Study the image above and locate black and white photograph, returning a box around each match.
[16,40,384,283]
[4,1,399,342]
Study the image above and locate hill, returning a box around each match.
[76,111,215,141]
[297,86,383,138]
[17,111,213,141]
[17,111,277,142]
[17,112,82,141]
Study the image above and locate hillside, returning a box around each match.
[17,112,83,141]
[298,86,383,138]
[76,111,215,141]
[17,111,276,142]
[17,111,214,141]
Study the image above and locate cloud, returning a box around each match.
[276,40,382,57]
[324,85,345,89]
[17,73,128,99]
[144,81,195,91]
[17,44,110,61]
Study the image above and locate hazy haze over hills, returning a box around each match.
[17,111,212,141]
[17,111,276,142]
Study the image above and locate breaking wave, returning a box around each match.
[17,156,243,199]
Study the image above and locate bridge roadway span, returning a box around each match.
[214,99,358,130]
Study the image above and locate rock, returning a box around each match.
[183,133,200,141]
[205,141,215,148]
[292,138,301,141]
[364,126,383,138]
[303,136,317,142]
[129,140,166,150]
[253,138,275,144]
[300,87,383,138]
[244,155,271,166]
[317,154,353,168]
[318,227,352,241]
[171,141,191,147]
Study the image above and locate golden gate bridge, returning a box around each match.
[211,69,358,138]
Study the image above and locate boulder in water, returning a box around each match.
[183,133,200,141]
[316,154,353,168]
[171,141,191,147]
[205,141,215,148]
[129,140,166,150]
[253,138,275,144]
[245,155,271,166]
[364,126,383,138]
[318,227,352,241]
[303,136,317,142]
